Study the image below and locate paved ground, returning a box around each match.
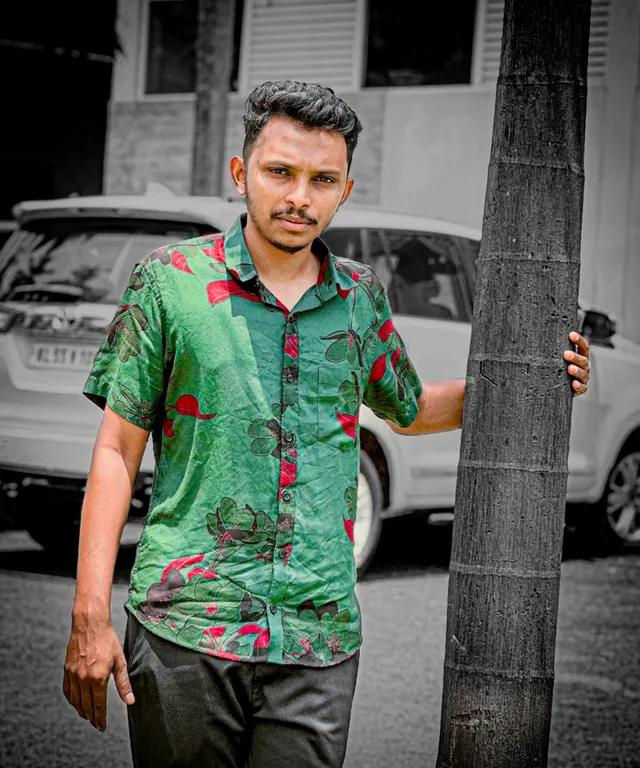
[0,517,638,768]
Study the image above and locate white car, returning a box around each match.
[0,193,638,575]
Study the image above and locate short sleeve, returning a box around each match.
[83,262,166,431]
[362,283,423,428]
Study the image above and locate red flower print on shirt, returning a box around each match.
[343,518,355,543]
[368,353,387,383]
[202,624,241,659]
[163,394,216,437]
[317,258,329,285]
[204,625,226,639]
[163,418,175,437]
[161,553,205,583]
[337,285,352,301]
[336,408,359,439]
[378,320,394,342]
[284,334,299,358]
[278,457,297,495]
[202,239,225,263]
[391,347,401,369]
[173,394,216,420]
[170,250,194,274]
[187,566,217,581]
[236,624,270,650]
[207,280,261,306]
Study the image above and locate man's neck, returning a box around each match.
[243,216,320,285]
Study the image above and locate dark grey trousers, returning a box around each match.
[123,612,360,768]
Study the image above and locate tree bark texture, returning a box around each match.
[436,1,591,766]
[191,0,236,196]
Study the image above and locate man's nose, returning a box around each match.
[284,178,312,210]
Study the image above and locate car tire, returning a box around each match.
[23,496,82,560]
[585,444,640,553]
[355,450,383,579]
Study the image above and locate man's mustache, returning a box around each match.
[272,208,317,225]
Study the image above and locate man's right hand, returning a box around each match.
[63,614,135,732]
[63,404,149,731]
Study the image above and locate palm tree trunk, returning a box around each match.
[191,0,236,196]
[435,1,591,766]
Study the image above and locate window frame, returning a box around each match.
[138,0,198,102]
[358,0,488,93]
[367,227,475,324]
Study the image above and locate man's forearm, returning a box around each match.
[386,378,466,436]
[72,445,135,622]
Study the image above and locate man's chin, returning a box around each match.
[266,229,315,255]
[267,238,308,255]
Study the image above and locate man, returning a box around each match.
[63,80,590,767]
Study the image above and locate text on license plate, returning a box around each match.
[28,344,97,370]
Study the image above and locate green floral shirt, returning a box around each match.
[84,213,423,667]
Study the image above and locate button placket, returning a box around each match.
[266,312,300,663]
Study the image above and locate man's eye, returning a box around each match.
[315,176,335,184]
[270,168,289,176]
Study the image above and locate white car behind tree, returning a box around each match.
[0,193,638,575]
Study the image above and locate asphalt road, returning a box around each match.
[0,517,639,768]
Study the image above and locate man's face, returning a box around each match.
[231,116,354,254]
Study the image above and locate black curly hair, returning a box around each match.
[242,80,363,172]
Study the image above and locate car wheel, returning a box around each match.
[355,451,383,579]
[589,446,640,552]
[23,496,82,560]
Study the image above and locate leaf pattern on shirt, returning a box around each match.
[107,304,149,363]
[343,482,358,543]
[111,382,158,427]
[248,406,297,458]
[320,329,363,367]
[135,504,280,661]
[282,599,360,665]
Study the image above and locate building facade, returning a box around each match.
[105,0,640,342]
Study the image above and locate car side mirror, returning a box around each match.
[579,307,616,348]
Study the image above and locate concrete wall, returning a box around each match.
[104,0,640,342]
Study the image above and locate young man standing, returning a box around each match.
[63,80,590,767]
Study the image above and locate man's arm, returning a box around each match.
[386,379,465,436]
[386,331,591,436]
[63,405,149,731]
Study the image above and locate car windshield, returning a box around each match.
[0,217,215,303]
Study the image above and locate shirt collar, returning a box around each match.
[223,213,355,304]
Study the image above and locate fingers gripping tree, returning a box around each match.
[436,1,591,766]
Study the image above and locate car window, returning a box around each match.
[320,227,363,262]
[369,229,472,322]
[457,236,480,307]
[0,218,214,304]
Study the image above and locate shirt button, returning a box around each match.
[285,370,294,383]
[282,490,292,502]
[278,548,287,559]
[270,604,278,614]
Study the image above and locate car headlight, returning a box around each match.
[0,307,18,333]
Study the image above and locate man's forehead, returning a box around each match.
[253,117,347,168]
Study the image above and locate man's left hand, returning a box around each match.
[564,332,590,397]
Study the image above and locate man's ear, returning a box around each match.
[229,156,247,197]
[339,177,355,207]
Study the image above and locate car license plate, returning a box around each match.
[28,343,97,371]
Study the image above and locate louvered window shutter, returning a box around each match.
[239,0,361,92]
[477,0,611,84]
